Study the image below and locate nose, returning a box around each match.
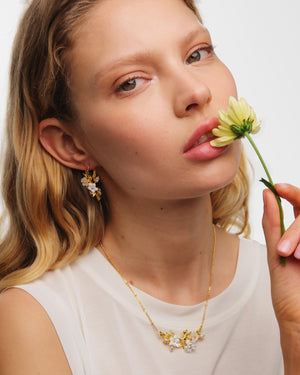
[173,69,212,118]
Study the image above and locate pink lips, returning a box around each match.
[183,117,228,160]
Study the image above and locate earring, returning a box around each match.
[81,169,102,201]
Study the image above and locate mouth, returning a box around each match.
[182,117,228,161]
[183,117,219,153]
[189,132,216,150]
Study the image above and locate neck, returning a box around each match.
[100,194,238,305]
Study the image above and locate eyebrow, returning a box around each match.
[94,50,155,83]
[183,26,210,49]
[93,26,210,85]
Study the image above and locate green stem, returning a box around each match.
[244,133,285,265]
[244,132,274,185]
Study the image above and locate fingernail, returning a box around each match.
[277,239,292,255]
[294,244,300,260]
[276,183,288,189]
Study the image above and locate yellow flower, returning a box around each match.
[210,97,285,265]
[210,96,261,147]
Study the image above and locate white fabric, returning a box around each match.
[18,239,284,374]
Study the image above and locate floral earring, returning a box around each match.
[81,169,102,201]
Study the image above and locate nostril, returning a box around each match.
[186,103,198,111]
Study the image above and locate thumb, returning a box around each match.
[262,189,282,269]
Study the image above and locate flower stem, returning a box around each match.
[244,133,285,265]
[244,133,274,185]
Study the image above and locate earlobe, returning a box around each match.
[39,118,97,170]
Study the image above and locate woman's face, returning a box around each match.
[69,0,240,201]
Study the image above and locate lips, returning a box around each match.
[190,132,216,149]
[182,116,228,161]
[183,117,220,153]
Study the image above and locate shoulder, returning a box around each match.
[0,288,72,374]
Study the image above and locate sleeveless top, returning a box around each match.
[17,238,284,374]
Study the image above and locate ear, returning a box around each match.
[39,118,98,170]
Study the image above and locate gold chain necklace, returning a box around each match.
[100,224,216,353]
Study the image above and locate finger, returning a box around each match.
[274,183,300,217]
[263,187,300,260]
[273,183,300,258]
[262,189,282,265]
[277,218,300,258]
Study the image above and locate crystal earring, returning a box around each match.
[81,169,102,201]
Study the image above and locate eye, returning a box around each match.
[186,46,213,64]
[118,77,143,92]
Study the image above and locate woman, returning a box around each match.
[0,0,299,373]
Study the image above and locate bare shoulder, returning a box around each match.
[0,288,72,375]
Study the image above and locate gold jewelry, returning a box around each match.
[81,168,102,201]
[100,224,216,353]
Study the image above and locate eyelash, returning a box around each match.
[186,45,215,64]
[116,75,144,93]
[116,44,215,93]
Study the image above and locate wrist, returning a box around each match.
[280,323,300,375]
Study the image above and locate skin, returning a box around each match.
[263,184,300,374]
[0,289,73,374]
[39,0,241,303]
[0,0,299,373]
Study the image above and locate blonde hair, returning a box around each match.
[0,0,250,291]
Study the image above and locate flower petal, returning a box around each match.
[226,107,242,126]
[239,98,251,120]
[210,134,236,147]
[229,97,244,124]
[252,120,261,134]
[212,127,234,137]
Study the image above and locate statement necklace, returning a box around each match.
[100,224,216,353]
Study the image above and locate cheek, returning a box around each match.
[212,63,237,105]
[78,94,172,166]
[79,110,164,180]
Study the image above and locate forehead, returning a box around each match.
[72,0,202,54]
[68,0,205,91]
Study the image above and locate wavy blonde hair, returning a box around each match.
[0,0,250,291]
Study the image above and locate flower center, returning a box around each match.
[231,118,254,138]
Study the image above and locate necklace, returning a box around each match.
[100,224,216,353]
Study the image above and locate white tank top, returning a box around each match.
[18,238,283,374]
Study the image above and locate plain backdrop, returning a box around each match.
[0,0,299,244]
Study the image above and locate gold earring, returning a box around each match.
[81,169,102,201]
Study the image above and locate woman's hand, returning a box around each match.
[262,183,300,374]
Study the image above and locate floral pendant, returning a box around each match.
[160,330,204,352]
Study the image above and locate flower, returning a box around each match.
[81,176,89,187]
[169,335,181,351]
[210,96,285,265]
[184,339,197,353]
[87,183,98,194]
[210,96,261,147]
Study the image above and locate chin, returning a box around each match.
[212,168,239,192]
[200,142,242,195]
